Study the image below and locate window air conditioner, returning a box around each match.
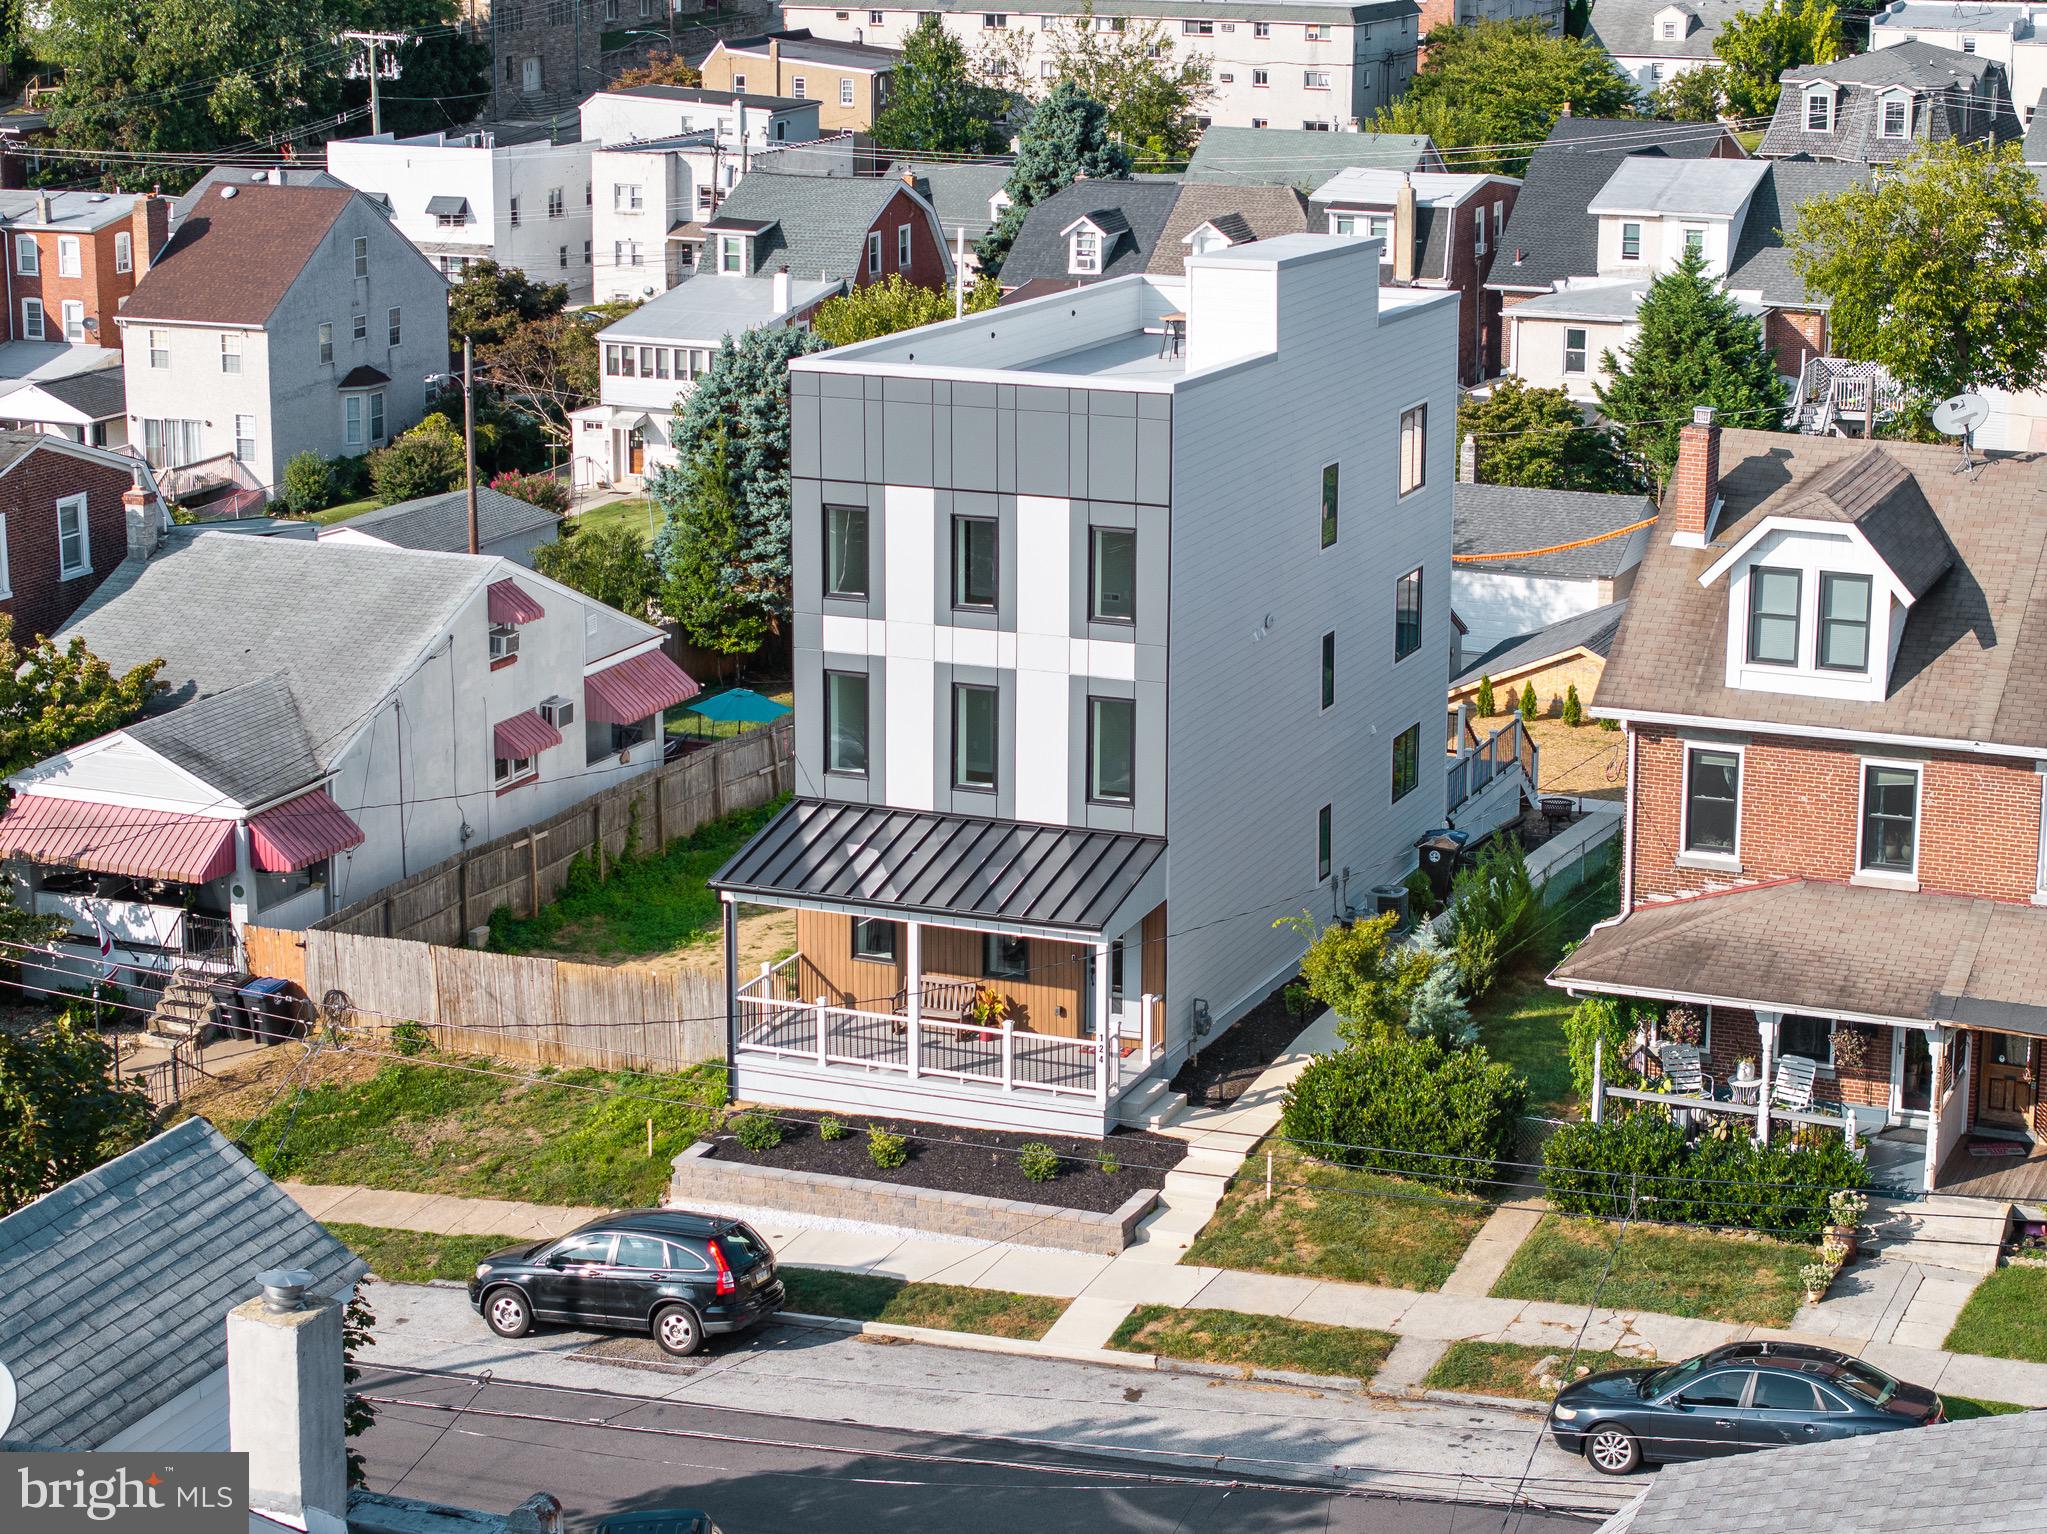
[541,696,575,728]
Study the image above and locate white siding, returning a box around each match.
[1453,568,1610,656]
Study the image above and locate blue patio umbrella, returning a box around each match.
[685,687,792,730]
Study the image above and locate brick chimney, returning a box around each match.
[130,192,169,278]
[1670,405,1720,547]
[124,466,162,561]
[1458,431,1478,484]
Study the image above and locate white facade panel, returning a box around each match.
[1015,493,1071,636]
[822,613,883,654]
[1014,667,1071,824]
[885,484,936,624]
[886,655,936,808]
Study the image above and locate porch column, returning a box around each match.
[1093,941,1112,1105]
[1922,1026,1950,1196]
[904,919,922,1079]
[228,821,255,968]
[1756,1010,1780,1144]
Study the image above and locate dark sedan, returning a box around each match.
[1551,1341,1942,1474]
[467,1208,785,1357]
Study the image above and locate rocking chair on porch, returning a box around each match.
[1772,1053,1821,1114]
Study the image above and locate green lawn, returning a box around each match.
[1108,1304,1399,1381]
[1422,1340,1651,1402]
[308,494,380,526]
[1944,1266,2047,1363]
[780,1268,1067,1339]
[1491,1215,1809,1327]
[487,797,785,958]
[570,496,662,541]
[1941,1394,2031,1422]
[329,1223,518,1282]
[229,1053,726,1207]
[1182,1135,1489,1291]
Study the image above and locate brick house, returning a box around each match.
[0,190,170,352]
[0,430,166,643]
[700,31,901,133]
[1554,414,2047,1199]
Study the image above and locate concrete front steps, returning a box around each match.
[1116,1075,1187,1130]
[1864,1194,2010,1274]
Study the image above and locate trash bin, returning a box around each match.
[239,977,306,1043]
[1416,829,1470,903]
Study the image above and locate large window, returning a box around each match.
[1394,568,1423,660]
[1860,762,1919,874]
[1320,462,1338,547]
[1088,696,1135,803]
[141,418,202,468]
[953,683,997,790]
[1683,746,1740,855]
[1398,404,1427,495]
[1563,327,1588,375]
[1392,723,1420,802]
[851,918,897,962]
[1320,630,1335,710]
[1781,1014,1833,1065]
[825,670,869,776]
[952,515,998,609]
[1089,526,1135,621]
[983,932,1028,978]
[1818,572,1871,671]
[1746,566,1800,666]
[55,494,89,578]
[824,505,868,598]
[1316,804,1332,882]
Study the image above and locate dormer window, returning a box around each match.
[1881,91,1910,139]
[1746,566,1801,666]
[1818,573,1872,670]
[1070,227,1100,274]
[1805,86,1834,132]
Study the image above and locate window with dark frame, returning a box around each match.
[1861,763,1918,873]
[1392,723,1419,802]
[1620,221,1640,260]
[824,504,868,598]
[1316,804,1332,881]
[983,932,1028,978]
[1394,568,1423,660]
[851,918,898,962]
[1818,572,1871,671]
[1781,1014,1832,1063]
[1088,696,1135,803]
[1089,526,1135,621]
[953,683,997,790]
[1320,462,1338,546]
[1399,404,1427,495]
[825,670,868,775]
[952,515,998,608]
[1320,630,1335,709]
[1746,566,1801,666]
[1563,327,1588,375]
[1684,747,1739,854]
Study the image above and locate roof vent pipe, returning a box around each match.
[256,1268,315,1313]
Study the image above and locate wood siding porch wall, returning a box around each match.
[792,908,1088,1035]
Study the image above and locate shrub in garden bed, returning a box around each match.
[1540,1111,1865,1240]
[1279,1032,1526,1194]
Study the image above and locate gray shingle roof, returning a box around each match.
[1145,183,1313,275]
[1456,600,1628,688]
[1758,40,2021,162]
[902,162,1014,243]
[1595,430,2047,748]
[123,675,321,805]
[170,165,349,226]
[999,179,1180,287]
[1584,0,1746,59]
[1454,483,1657,578]
[1491,117,1746,292]
[704,171,932,283]
[26,367,126,420]
[1772,447,1955,598]
[1724,160,1871,306]
[0,1118,364,1450]
[57,531,495,779]
[720,30,902,70]
[1185,126,1442,191]
[603,83,810,112]
[878,0,1417,20]
[341,485,560,557]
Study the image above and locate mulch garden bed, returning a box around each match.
[1170,978,1312,1109]
[702,1109,1177,1213]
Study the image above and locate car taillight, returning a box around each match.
[707,1239,736,1295]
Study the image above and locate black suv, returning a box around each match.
[468,1209,784,1357]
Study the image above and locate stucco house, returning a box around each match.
[700,30,902,133]
[1451,481,1653,659]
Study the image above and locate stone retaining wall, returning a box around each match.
[670,1142,1160,1255]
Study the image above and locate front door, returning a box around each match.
[1894,1027,1933,1118]
[1980,1033,2035,1133]
[628,428,646,476]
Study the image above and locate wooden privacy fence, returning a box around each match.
[317,720,793,949]
[244,925,727,1074]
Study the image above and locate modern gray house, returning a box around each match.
[713,234,1460,1135]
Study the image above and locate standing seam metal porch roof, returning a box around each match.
[713,799,1165,933]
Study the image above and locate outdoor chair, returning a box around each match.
[1771,1053,1820,1113]
[1657,1043,1715,1100]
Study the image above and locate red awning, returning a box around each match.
[249,789,365,873]
[585,649,702,726]
[0,794,237,884]
[494,710,562,761]
[487,578,545,625]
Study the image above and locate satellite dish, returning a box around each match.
[1931,393,1990,436]
[0,1359,17,1440]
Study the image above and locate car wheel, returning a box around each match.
[1583,1425,1641,1476]
[653,1303,702,1358]
[483,1287,533,1340]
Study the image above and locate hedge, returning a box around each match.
[1279,1033,1526,1195]
[1540,1112,1866,1241]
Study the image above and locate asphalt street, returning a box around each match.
[353,1282,1627,1532]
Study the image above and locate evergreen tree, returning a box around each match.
[1563,683,1583,727]
[1456,377,1642,493]
[977,82,1133,274]
[1475,675,1496,718]
[659,429,771,655]
[872,15,1009,154]
[1519,681,1539,721]
[1043,3,1213,168]
[1595,247,1788,487]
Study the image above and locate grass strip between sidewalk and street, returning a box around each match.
[1939,1394,2031,1422]
[778,1267,1069,1341]
[1106,1304,1399,1381]
[1491,1214,1809,1327]
[1943,1265,2047,1364]
[330,1223,517,1283]
[1422,1340,1655,1402]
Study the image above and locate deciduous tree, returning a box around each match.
[0,1017,151,1216]
[368,415,465,504]
[1713,0,1840,119]
[812,272,1000,347]
[448,257,570,349]
[476,302,634,451]
[1043,3,1213,168]
[1790,139,2047,402]
[609,54,703,91]
[1456,377,1642,492]
[978,82,1133,273]
[0,618,161,776]
[1652,62,1727,123]
[534,524,661,617]
[872,15,1009,154]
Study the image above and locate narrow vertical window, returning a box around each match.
[1320,462,1338,547]
[1089,526,1135,621]
[1316,804,1332,881]
[1818,572,1871,672]
[953,683,998,790]
[1392,724,1420,802]
[1394,568,1423,661]
[55,494,89,577]
[1399,404,1427,495]
[1320,630,1335,710]
[824,505,869,598]
[825,671,869,775]
[1746,566,1801,666]
[1088,696,1135,803]
[951,515,997,609]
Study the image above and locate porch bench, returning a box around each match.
[889,975,982,1032]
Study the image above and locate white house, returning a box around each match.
[114,183,448,494]
[713,234,1460,1135]
[325,126,597,297]
[0,511,697,984]
[1870,1,2047,123]
[1584,0,1747,97]
[777,0,1421,131]
[1451,482,1653,658]
[577,84,824,153]
[572,269,842,491]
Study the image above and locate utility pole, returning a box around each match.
[343,31,408,137]
[463,336,479,556]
